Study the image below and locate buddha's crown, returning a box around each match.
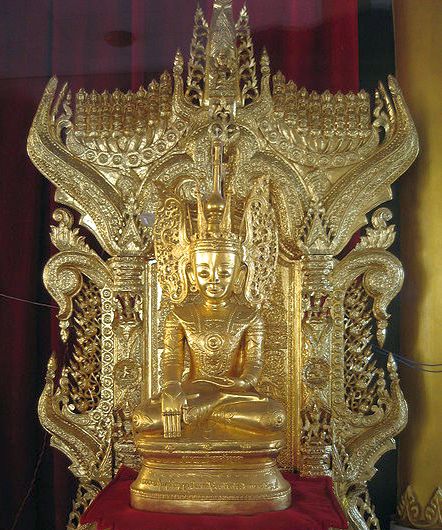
[190,140,241,253]
[191,184,241,253]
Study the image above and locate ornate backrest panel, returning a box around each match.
[28,2,418,529]
[258,259,301,470]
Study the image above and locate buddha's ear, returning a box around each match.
[234,263,247,294]
[186,263,198,292]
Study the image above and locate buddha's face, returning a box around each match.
[191,249,241,303]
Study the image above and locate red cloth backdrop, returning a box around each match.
[0,2,358,529]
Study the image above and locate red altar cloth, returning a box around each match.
[81,467,347,530]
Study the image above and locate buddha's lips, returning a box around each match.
[206,285,223,294]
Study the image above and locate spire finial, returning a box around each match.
[203,0,240,107]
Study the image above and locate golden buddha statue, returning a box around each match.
[130,145,291,514]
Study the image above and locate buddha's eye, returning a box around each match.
[198,269,210,279]
[218,269,232,278]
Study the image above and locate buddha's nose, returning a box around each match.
[210,270,220,283]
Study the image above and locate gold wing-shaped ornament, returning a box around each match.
[324,76,418,254]
[153,192,190,304]
[27,77,125,256]
[242,176,279,305]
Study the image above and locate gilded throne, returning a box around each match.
[28,0,418,528]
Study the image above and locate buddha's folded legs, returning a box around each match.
[210,396,286,433]
[132,387,286,436]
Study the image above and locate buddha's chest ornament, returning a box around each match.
[183,317,246,377]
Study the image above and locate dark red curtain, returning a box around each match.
[0,2,358,529]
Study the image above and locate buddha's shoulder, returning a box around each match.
[169,304,198,324]
[233,304,262,325]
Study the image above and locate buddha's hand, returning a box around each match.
[161,381,187,438]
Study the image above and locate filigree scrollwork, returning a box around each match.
[38,355,109,481]
[153,194,190,303]
[397,485,442,529]
[185,6,209,106]
[243,177,278,305]
[351,354,405,477]
[236,5,258,106]
[44,251,112,339]
[329,244,408,530]
[343,279,386,415]
[67,480,102,530]
[66,280,102,413]
[43,209,113,340]
[331,352,407,530]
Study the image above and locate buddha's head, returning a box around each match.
[188,185,245,303]
[190,243,243,303]
[151,174,278,306]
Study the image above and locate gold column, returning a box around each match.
[393,1,442,528]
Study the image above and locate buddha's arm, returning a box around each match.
[161,311,187,438]
[162,311,185,384]
[241,314,265,388]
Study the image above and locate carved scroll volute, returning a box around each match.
[36,207,116,528]
[330,244,404,426]
[331,247,404,348]
[44,209,113,341]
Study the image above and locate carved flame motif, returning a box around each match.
[28,1,418,528]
